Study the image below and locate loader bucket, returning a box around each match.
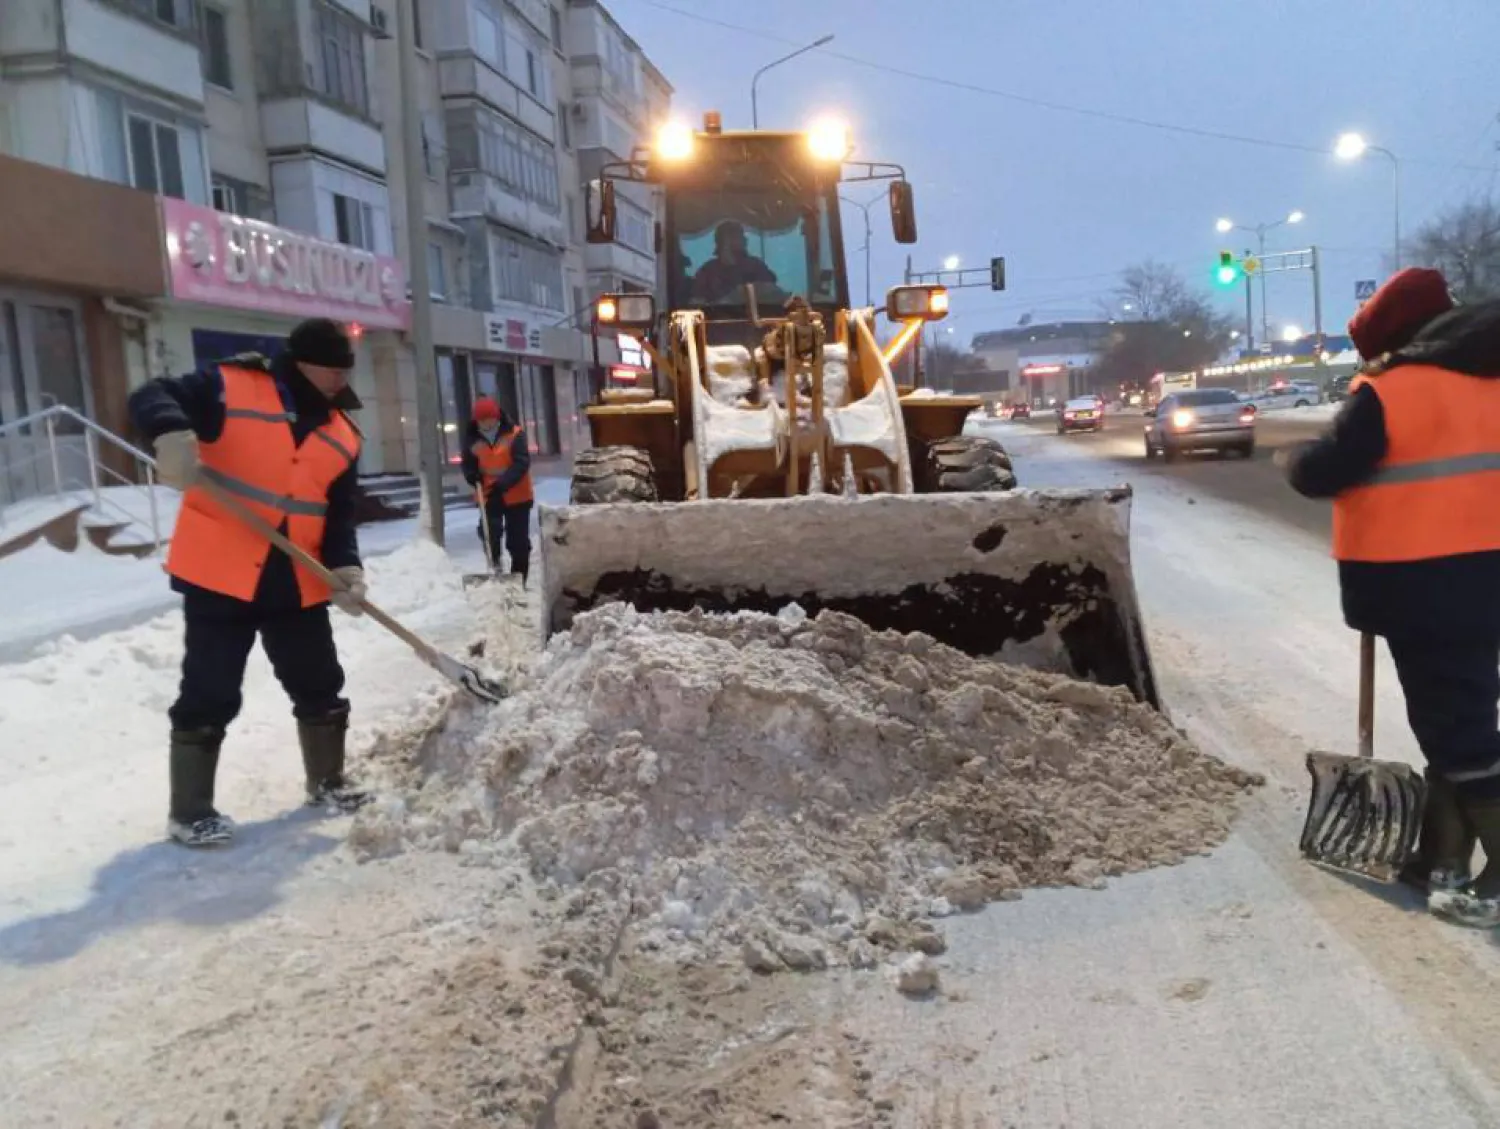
[539,488,1159,707]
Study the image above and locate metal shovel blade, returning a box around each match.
[1300,751,1426,881]
[429,650,507,704]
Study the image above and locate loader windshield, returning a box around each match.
[667,186,841,318]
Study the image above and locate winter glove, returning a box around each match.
[153,430,200,490]
[330,566,367,616]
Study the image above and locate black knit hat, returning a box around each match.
[288,318,356,369]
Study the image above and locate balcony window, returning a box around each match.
[127,113,185,198]
[549,6,562,47]
[617,200,652,256]
[333,193,376,251]
[314,1,370,116]
[117,0,196,31]
[428,242,448,300]
[490,231,563,311]
[201,6,233,90]
[473,5,502,69]
[449,107,561,214]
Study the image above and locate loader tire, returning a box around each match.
[921,435,1017,493]
[570,445,658,504]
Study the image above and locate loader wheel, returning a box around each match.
[921,435,1017,493]
[570,445,658,504]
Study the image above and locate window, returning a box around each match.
[428,242,448,300]
[127,113,186,198]
[333,193,375,250]
[490,231,564,311]
[518,362,559,455]
[413,0,424,49]
[315,2,369,115]
[549,6,562,47]
[121,0,195,29]
[557,101,570,149]
[450,107,561,213]
[473,5,501,68]
[201,7,233,89]
[211,176,241,214]
[525,48,540,98]
[422,126,436,177]
[617,199,652,255]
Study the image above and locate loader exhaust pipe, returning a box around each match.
[540,489,1159,707]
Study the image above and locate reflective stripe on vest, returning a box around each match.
[474,425,534,505]
[1331,364,1500,563]
[167,365,361,605]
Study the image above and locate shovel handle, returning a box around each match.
[1357,632,1376,759]
[197,477,443,667]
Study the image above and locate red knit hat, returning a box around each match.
[1348,268,1454,360]
[472,396,501,422]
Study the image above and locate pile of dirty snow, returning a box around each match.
[351,604,1259,971]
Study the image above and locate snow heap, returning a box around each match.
[351,603,1260,971]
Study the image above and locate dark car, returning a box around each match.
[1056,396,1104,434]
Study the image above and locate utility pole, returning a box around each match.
[396,0,444,545]
[1243,248,1254,353]
[1311,244,1324,360]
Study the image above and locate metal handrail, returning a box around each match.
[0,403,165,553]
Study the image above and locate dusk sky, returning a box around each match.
[609,0,1499,349]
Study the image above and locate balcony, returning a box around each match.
[449,172,566,248]
[569,59,642,127]
[438,55,554,143]
[58,0,205,106]
[584,241,653,288]
[260,97,386,175]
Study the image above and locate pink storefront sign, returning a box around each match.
[160,198,411,331]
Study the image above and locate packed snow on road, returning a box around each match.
[4,432,1500,1127]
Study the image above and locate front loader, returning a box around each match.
[542,113,1159,706]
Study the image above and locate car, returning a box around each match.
[1010,401,1031,420]
[1247,380,1322,411]
[1056,396,1104,434]
[1328,374,1354,402]
[1144,388,1256,461]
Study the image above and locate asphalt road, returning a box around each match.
[996,410,1337,542]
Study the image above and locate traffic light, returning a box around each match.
[990,256,1007,291]
[1215,251,1240,286]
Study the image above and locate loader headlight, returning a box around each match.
[807,117,853,161]
[655,119,695,161]
[886,284,949,322]
[596,292,656,329]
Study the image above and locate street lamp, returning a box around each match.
[1215,209,1307,346]
[839,194,878,306]
[1334,131,1402,271]
[943,255,961,271]
[751,35,834,128]
[1282,325,1303,343]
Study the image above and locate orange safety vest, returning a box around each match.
[167,364,362,606]
[473,425,534,505]
[1332,363,1500,562]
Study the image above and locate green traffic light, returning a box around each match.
[1216,265,1239,286]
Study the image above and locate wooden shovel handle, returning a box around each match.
[1358,632,1376,759]
[197,477,441,665]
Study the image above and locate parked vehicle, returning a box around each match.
[1144,388,1256,461]
[1011,401,1031,420]
[1245,380,1321,411]
[1057,396,1104,434]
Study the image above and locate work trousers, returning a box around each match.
[480,495,533,577]
[169,592,348,731]
[1387,635,1500,802]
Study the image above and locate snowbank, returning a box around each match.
[352,603,1259,971]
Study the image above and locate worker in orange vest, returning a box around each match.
[461,396,534,585]
[129,318,370,848]
[1284,268,1500,928]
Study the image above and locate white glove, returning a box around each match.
[330,566,367,616]
[153,430,200,490]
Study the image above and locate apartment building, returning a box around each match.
[0,0,670,477]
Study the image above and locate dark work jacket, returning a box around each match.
[459,416,532,503]
[1286,300,1500,641]
[128,351,363,614]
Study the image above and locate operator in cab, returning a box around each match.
[692,220,778,303]
[1281,268,1500,929]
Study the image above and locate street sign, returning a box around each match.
[1355,279,1378,301]
[990,256,1006,291]
[1242,256,1260,276]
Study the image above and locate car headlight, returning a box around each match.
[1171,409,1194,428]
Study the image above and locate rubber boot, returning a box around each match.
[300,710,371,813]
[167,726,234,847]
[1429,798,1500,928]
[1397,772,1475,894]
[513,556,530,590]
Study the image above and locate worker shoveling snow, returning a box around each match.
[353,602,1260,971]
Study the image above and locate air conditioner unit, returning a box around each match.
[370,5,390,37]
[569,102,586,122]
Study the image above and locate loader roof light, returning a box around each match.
[655,119,695,161]
[599,292,655,329]
[886,284,949,322]
[807,116,852,162]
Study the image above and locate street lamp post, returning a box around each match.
[751,35,834,128]
[1335,132,1402,271]
[839,194,876,306]
[1216,210,1304,347]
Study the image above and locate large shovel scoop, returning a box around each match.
[1300,632,1424,880]
[199,478,506,704]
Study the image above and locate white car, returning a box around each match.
[1246,381,1321,411]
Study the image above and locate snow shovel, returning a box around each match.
[463,485,498,589]
[1300,632,1425,880]
[198,477,506,705]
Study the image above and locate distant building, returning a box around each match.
[970,321,1116,403]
